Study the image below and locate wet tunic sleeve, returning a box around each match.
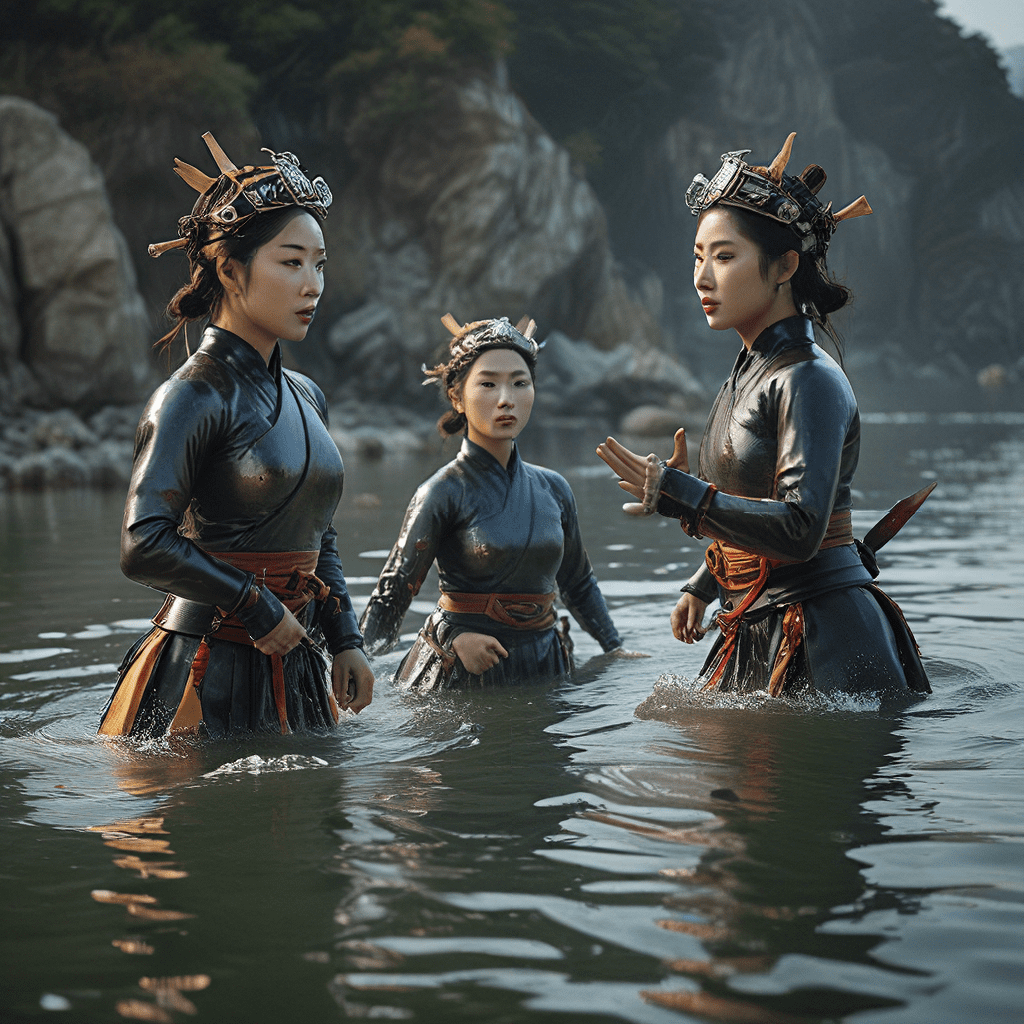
[548,471,621,652]
[120,378,254,611]
[359,475,457,653]
[656,360,857,563]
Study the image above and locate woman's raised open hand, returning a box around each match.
[596,428,689,507]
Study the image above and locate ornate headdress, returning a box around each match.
[684,132,871,256]
[425,314,540,390]
[148,132,333,258]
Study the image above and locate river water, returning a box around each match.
[1,415,1021,1024]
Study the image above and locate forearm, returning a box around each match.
[561,576,621,652]
[657,468,830,563]
[314,525,364,654]
[121,515,252,609]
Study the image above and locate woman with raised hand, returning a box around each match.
[598,134,930,699]
[360,315,625,690]
[99,133,373,738]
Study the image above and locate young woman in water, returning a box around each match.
[98,134,373,737]
[598,134,930,698]
[359,315,625,689]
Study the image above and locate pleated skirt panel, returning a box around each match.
[697,584,930,699]
[98,616,338,739]
[394,610,574,691]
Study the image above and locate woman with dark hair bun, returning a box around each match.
[360,315,628,690]
[98,133,373,738]
[598,134,931,699]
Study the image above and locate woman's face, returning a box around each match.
[220,211,326,353]
[693,207,796,347]
[457,348,535,449]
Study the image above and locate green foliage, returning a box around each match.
[4,0,513,131]
[328,1,513,137]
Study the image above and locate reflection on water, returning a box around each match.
[0,419,1021,1022]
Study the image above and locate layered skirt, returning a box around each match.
[698,583,930,698]
[97,603,339,739]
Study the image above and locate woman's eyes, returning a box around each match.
[282,258,327,270]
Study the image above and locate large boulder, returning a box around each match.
[0,97,150,410]
[325,70,669,406]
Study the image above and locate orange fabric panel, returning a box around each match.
[98,629,170,736]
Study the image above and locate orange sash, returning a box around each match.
[701,510,853,695]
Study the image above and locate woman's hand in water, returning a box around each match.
[606,647,650,658]
[253,605,307,656]
[671,593,708,644]
[452,632,508,675]
[596,429,690,502]
[332,648,375,713]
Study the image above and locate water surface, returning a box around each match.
[1,417,1021,1023]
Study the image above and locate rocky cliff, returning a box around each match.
[3,0,1021,423]
[0,97,151,412]
[321,70,695,414]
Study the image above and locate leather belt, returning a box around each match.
[438,591,557,630]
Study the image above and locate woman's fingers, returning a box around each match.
[451,632,508,674]
[671,594,708,644]
[333,648,374,713]
[597,437,648,486]
[596,443,634,479]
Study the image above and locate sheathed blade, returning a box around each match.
[863,481,937,553]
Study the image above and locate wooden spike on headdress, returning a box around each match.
[441,313,463,336]
[514,316,537,339]
[767,132,796,183]
[202,132,238,173]
[172,158,216,194]
[833,196,873,222]
[148,238,189,258]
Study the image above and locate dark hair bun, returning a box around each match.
[437,409,467,438]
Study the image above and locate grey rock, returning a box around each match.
[328,71,671,406]
[30,409,97,450]
[88,404,143,443]
[81,439,134,488]
[0,96,151,410]
[538,331,705,418]
[619,406,687,437]
[12,446,91,489]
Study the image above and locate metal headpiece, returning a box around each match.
[148,132,333,258]
[425,315,540,390]
[684,132,871,256]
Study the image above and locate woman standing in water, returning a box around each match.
[99,133,373,737]
[598,134,930,698]
[360,315,625,690]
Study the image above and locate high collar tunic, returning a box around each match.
[654,316,929,697]
[361,438,620,687]
[102,327,362,736]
